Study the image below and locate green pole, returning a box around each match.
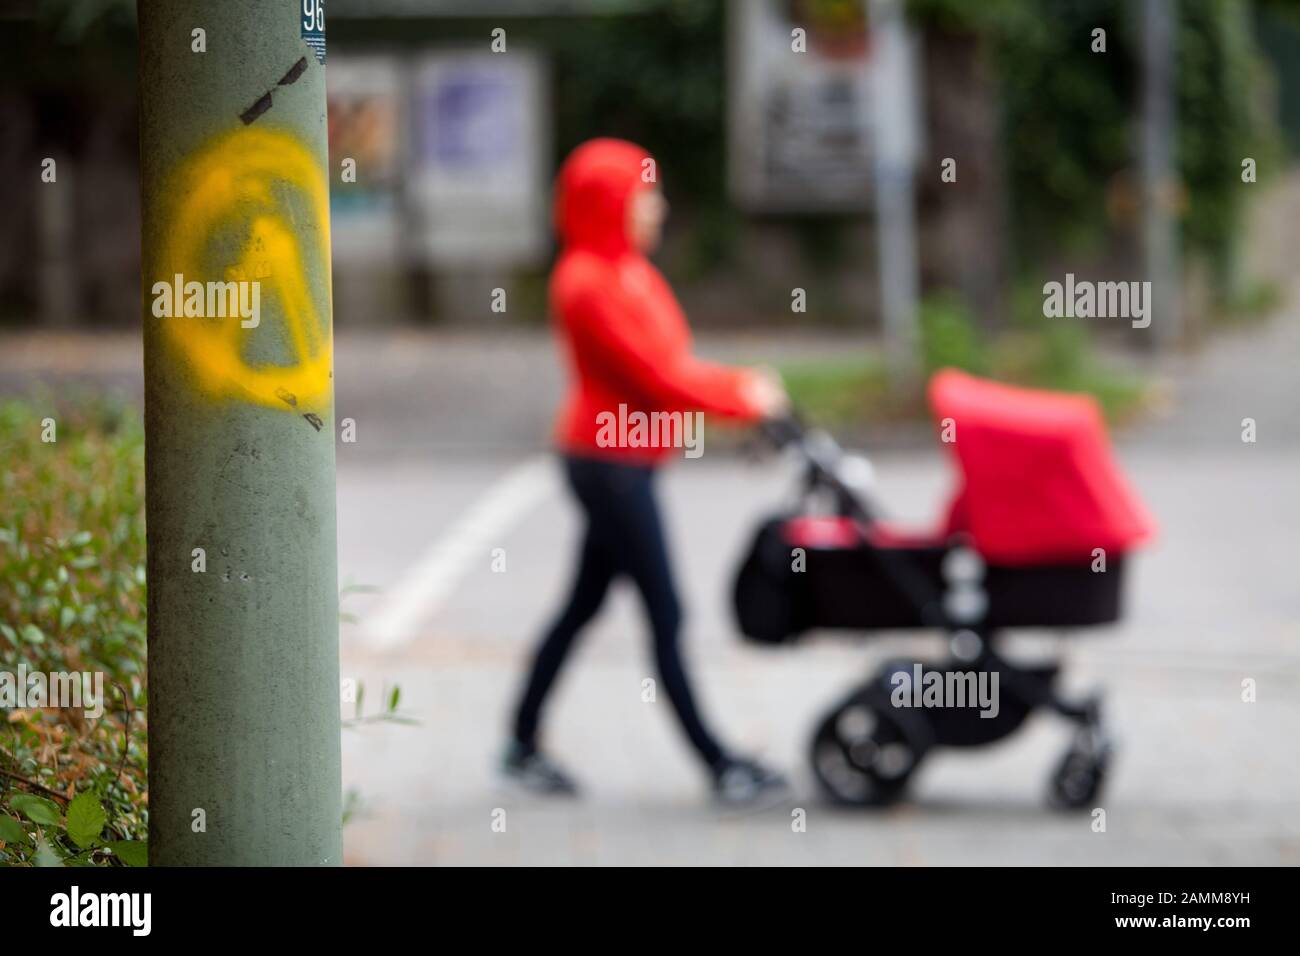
[138,0,341,865]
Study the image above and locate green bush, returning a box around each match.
[0,396,148,866]
[914,0,1278,289]
[992,286,1149,422]
[779,355,893,426]
[783,292,1149,428]
[920,294,991,376]
[0,397,410,865]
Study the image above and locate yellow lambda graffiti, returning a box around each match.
[156,126,333,412]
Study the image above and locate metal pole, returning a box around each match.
[138,0,341,865]
[1142,0,1180,348]
[870,0,920,385]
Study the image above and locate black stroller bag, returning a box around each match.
[734,516,1127,644]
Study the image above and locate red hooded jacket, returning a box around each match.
[550,138,764,464]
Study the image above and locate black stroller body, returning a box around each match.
[733,370,1155,808]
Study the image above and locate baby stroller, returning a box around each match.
[733,369,1155,808]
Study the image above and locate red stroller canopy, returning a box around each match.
[929,369,1155,565]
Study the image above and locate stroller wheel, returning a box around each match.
[1048,740,1110,810]
[810,699,921,807]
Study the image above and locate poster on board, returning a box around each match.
[326,56,404,264]
[728,0,917,213]
[408,50,549,267]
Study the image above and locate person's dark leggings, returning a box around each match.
[512,455,727,769]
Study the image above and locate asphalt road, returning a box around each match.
[336,442,1300,865]
[326,308,1300,865]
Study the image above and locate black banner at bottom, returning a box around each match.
[1,865,1281,941]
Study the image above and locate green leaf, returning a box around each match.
[32,836,64,867]
[10,794,61,827]
[340,582,381,596]
[66,792,107,849]
[0,814,32,845]
[109,840,148,867]
[388,685,401,712]
[59,605,77,629]
[19,623,45,645]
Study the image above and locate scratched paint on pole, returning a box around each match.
[154,127,333,415]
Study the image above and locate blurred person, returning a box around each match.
[504,138,789,806]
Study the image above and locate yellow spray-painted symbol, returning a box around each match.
[156,126,332,412]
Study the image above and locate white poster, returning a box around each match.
[326,56,405,264]
[409,51,549,266]
[729,0,910,212]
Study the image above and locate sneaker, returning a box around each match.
[711,756,789,809]
[501,742,579,796]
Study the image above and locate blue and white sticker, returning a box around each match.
[301,0,326,65]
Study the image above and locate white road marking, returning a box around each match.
[361,455,558,651]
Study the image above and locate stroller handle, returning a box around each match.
[758,412,869,513]
[759,413,845,479]
[757,412,806,450]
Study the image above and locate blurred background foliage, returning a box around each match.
[8,0,1289,413]
[355,0,1283,296]
[19,0,1289,291]
[777,290,1147,427]
[912,0,1281,280]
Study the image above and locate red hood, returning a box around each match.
[554,138,652,258]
